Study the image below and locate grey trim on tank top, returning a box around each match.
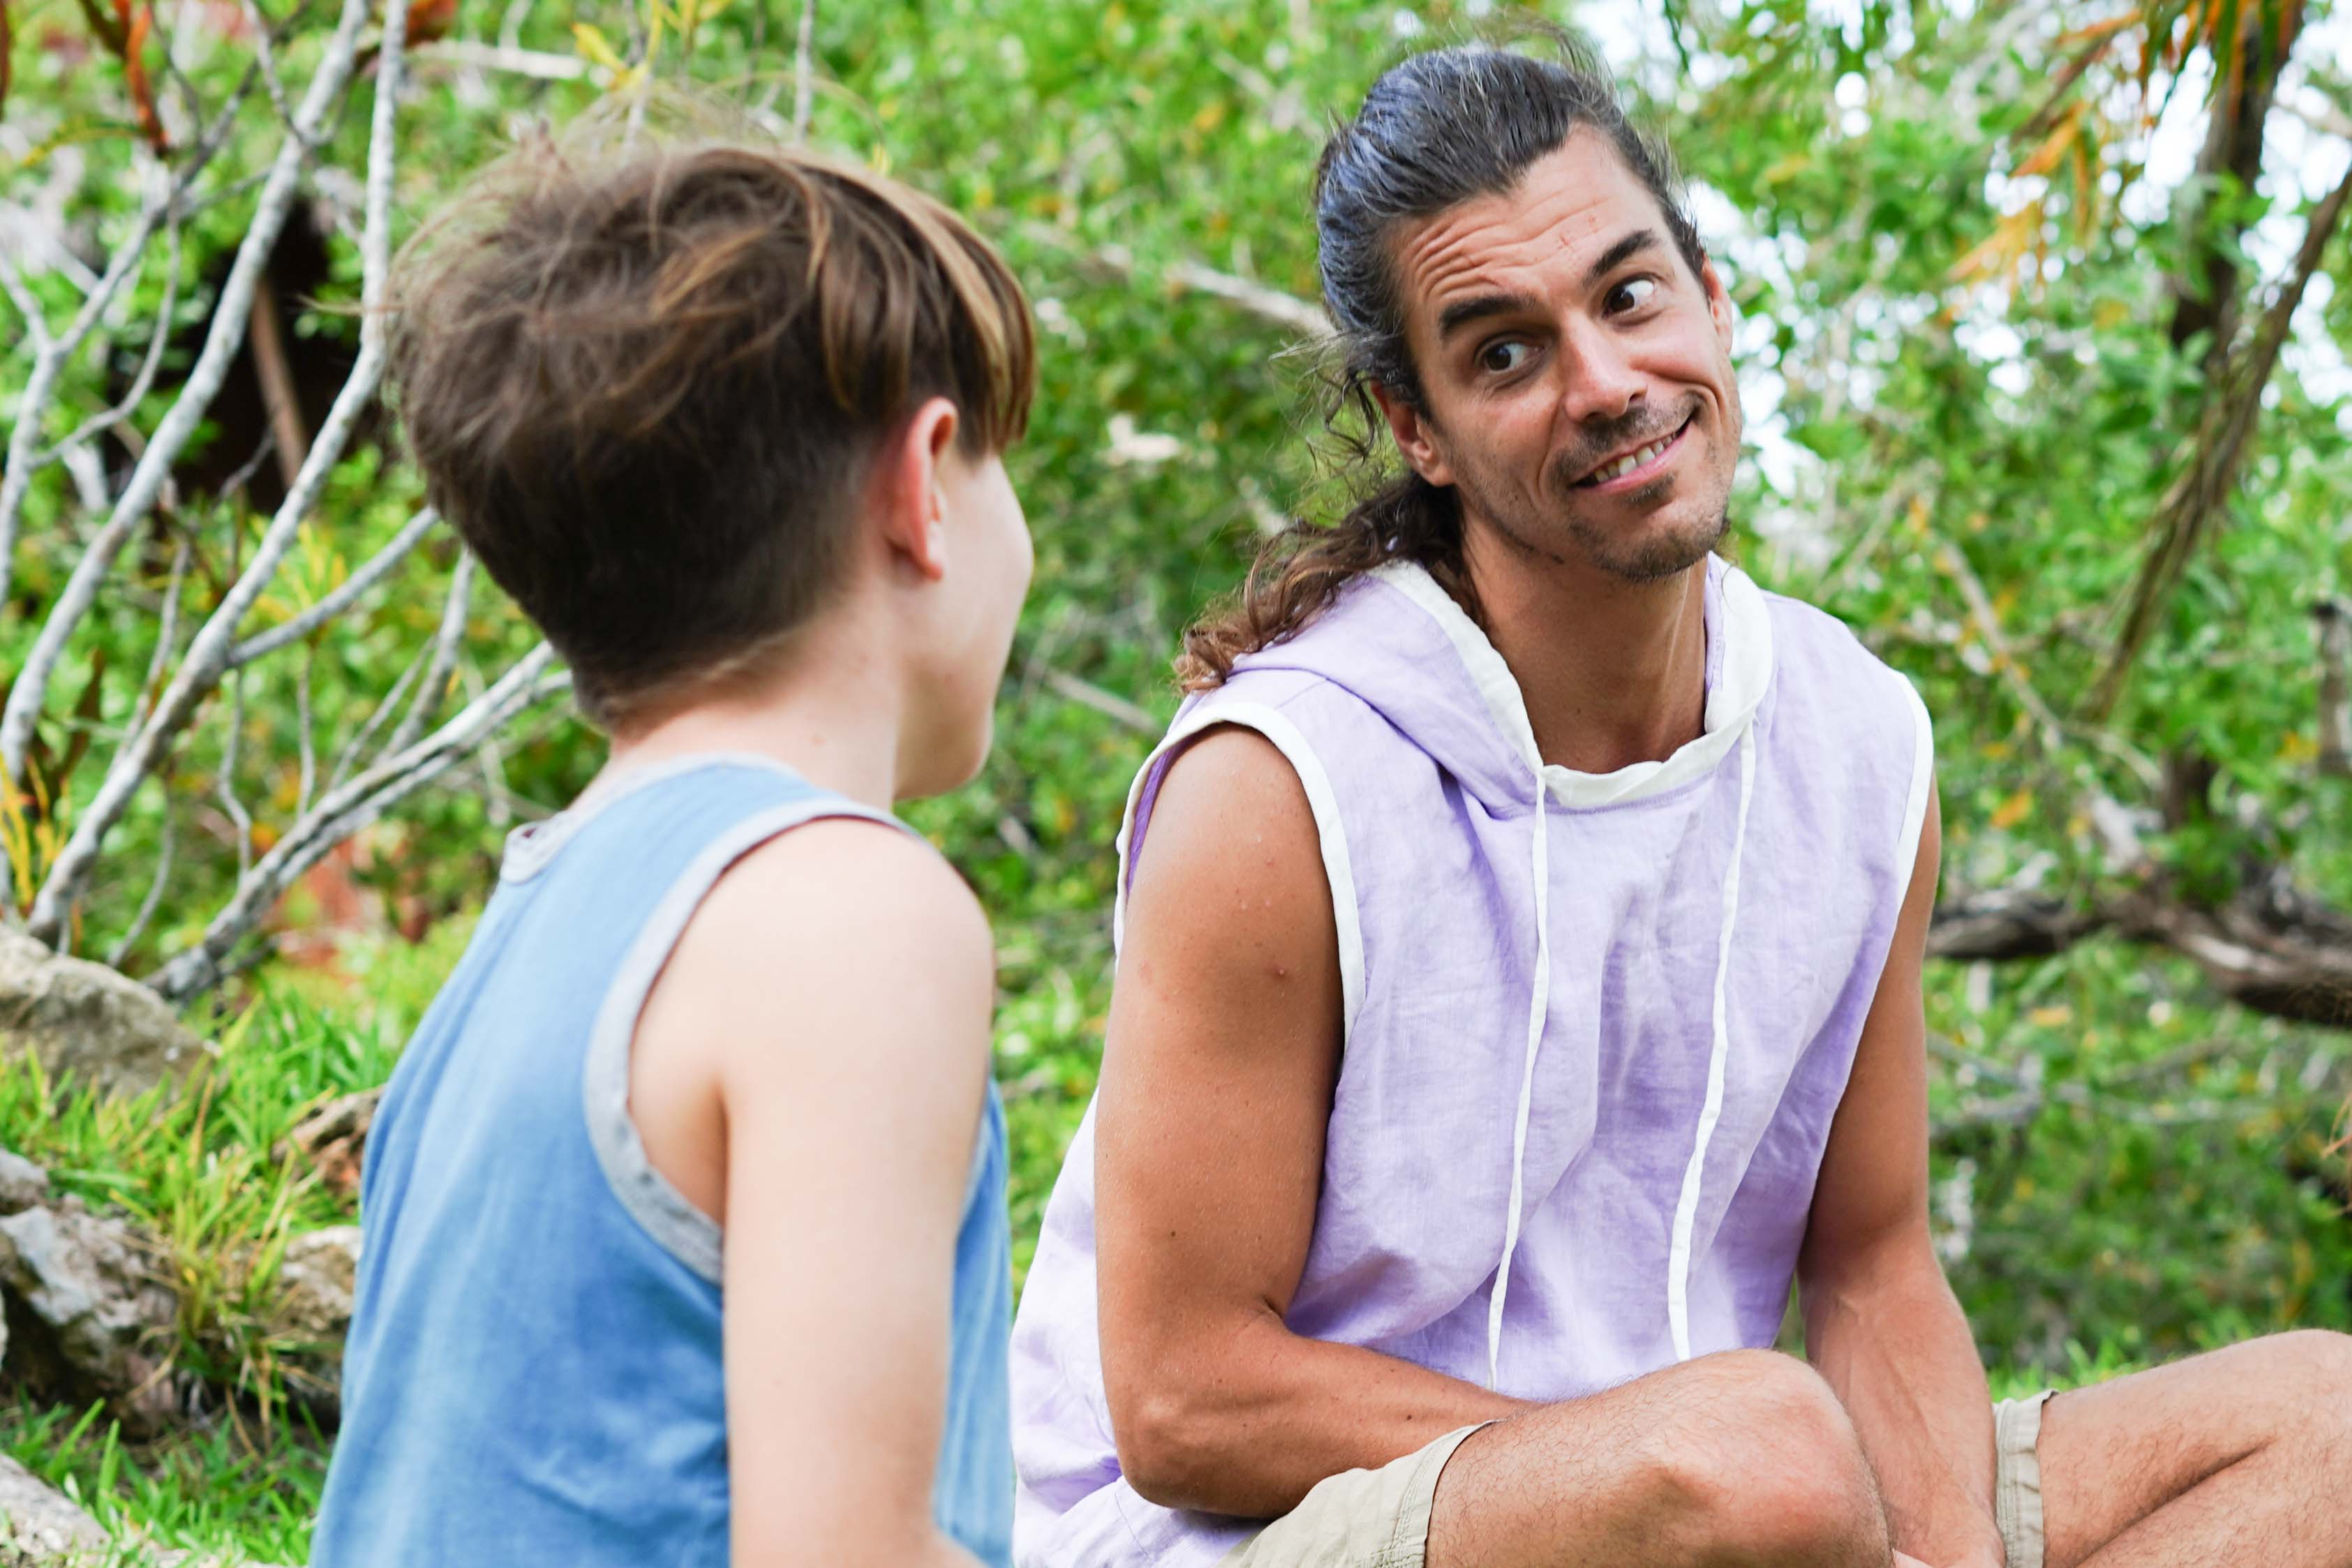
[501,751,814,884]
[570,762,909,1285]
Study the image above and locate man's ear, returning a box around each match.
[874,396,961,583]
[1371,382,1454,488]
[1700,256,1735,352]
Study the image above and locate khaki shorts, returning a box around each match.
[1220,1393,2056,1568]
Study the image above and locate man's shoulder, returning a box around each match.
[1757,586,1919,703]
[1757,584,1884,666]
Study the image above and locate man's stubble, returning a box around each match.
[1436,391,1739,587]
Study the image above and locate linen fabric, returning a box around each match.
[1995,1390,2056,1568]
[1215,1395,2046,1568]
[311,754,1013,1568]
[1010,558,1934,1568]
[1215,1424,1487,1568]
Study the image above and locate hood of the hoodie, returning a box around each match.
[1226,553,1778,814]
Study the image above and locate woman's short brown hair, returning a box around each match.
[387,109,1036,731]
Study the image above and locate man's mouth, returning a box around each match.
[1572,416,1694,489]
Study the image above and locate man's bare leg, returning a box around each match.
[2041,1330,2352,1567]
[1427,1349,1894,1568]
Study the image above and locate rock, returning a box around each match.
[0,929,213,1100]
[0,1457,292,1566]
[278,1089,380,1199]
[0,1198,186,1437]
[274,1225,359,1344]
[0,1456,105,1559]
[266,1225,360,1424]
[0,1151,47,1216]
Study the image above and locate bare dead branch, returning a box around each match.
[133,539,193,727]
[103,803,175,971]
[24,0,401,944]
[1930,888,2106,961]
[239,0,299,130]
[1039,666,1159,734]
[218,662,255,883]
[37,207,184,470]
[1041,227,1333,340]
[230,508,442,666]
[1933,536,2068,752]
[383,550,475,757]
[294,646,318,817]
[0,0,376,787]
[246,273,309,494]
[2316,597,2352,776]
[147,646,565,1001]
[0,251,53,353]
[412,38,586,80]
[792,0,817,137]
[0,169,172,610]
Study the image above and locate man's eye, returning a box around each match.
[1606,276,1659,314]
[1478,340,1533,374]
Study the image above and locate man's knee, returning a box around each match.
[2274,1329,2352,1440]
[1644,1350,1889,1567]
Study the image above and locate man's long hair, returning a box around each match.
[1175,34,1705,690]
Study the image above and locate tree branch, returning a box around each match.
[791,0,816,138]
[382,548,475,756]
[0,0,374,786]
[228,507,441,666]
[1022,223,1332,341]
[24,0,401,945]
[147,646,565,1001]
[2089,155,2352,719]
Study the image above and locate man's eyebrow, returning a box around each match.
[1436,290,1542,344]
[1585,229,1662,289]
[1431,231,1672,344]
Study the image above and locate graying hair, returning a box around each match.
[1313,34,1705,411]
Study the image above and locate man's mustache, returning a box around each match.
[1548,398,1701,491]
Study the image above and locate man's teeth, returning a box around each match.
[1588,431,1676,484]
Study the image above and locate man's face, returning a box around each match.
[1379,130,1741,584]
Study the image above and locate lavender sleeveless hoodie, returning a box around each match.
[1008,555,1933,1568]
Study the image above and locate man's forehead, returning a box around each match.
[1390,133,1667,322]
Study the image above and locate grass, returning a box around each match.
[0,961,419,1563]
[1,1393,328,1565]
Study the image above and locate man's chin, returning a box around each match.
[1573,509,1728,585]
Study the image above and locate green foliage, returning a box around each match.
[1,1392,329,1563]
[0,987,389,1433]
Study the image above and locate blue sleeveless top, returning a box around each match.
[311,756,1013,1567]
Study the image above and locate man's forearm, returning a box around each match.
[1115,1309,1528,1518]
[1805,1250,2004,1568]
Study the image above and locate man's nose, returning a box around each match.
[1556,320,1645,425]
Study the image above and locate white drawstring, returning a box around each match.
[1667,729,1757,1361]
[1486,771,1553,1391]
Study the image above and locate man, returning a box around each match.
[1009,38,2352,1568]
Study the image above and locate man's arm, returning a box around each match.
[1800,786,2004,1568]
[1095,727,1527,1519]
[648,820,991,1568]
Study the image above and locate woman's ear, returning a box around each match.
[875,396,962,583]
